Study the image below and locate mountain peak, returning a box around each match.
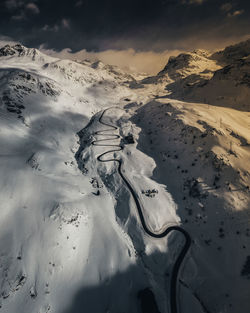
[157,48,217,81]
[0,44,41,60]
[0,44,27,56]
[192,49,211,58]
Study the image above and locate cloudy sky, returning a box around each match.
[0,0,249,73]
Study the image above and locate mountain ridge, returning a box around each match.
[140,39,250,111]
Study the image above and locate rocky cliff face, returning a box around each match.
[211,39,250,65]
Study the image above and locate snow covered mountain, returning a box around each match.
[142,39,250,111]
[0,42,249,313]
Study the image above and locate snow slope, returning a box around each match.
[0,45,187,313]
[129,99,250,313]
[0,41,249,313]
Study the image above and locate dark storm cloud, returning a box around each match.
[0,0,249,52]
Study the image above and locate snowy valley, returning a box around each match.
[0,41,249,313]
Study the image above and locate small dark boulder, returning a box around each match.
[124,134,135,144]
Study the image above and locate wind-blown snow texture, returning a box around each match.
[0,41,249,313]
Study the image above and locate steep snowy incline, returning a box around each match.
[128,98,250,313]
[0,45,153,313]
[0,44,195,313]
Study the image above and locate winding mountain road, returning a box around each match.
[92,107,191,313]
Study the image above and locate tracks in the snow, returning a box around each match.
[92,107,191,313]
